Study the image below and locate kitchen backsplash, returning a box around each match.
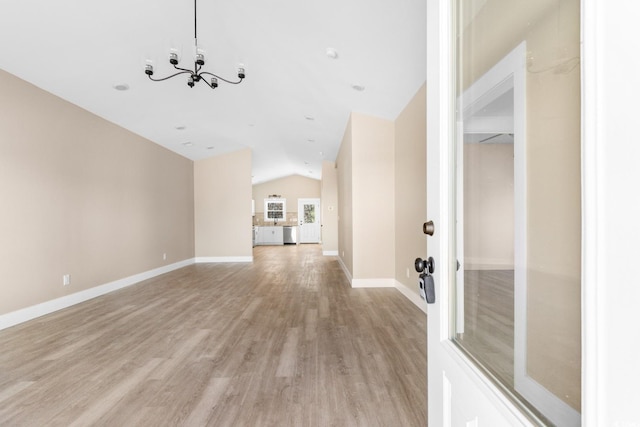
[253,212,299,226]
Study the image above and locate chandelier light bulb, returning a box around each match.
[196,53,205,66]
[211,77,218,88]
[169,52,179,65]
[145,64,154,76]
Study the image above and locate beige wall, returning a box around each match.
[463,143,514,269]
[337,119,354,275]
[194,149,252,258]
[321,161,339,254]
[462,0,581,410]
[0,69,195,316]
[252,175,321,225]
[337,92,426,288]
[394,84,427,294]
[351,113,395,280]
[337,113,395,282]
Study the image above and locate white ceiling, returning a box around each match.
[0,0,426,184]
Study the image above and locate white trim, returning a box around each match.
[435,0,453,344]
[395,280,427,314]
[322,250,339,256]
[351,278,395,288]
[334,260,427,313]
[0,258,195,331]
[516,373,580,425]
[581,0,601,425]
[195,256,253,263]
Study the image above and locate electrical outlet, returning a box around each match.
[406,267,411,279]
[63,274,70,286]
[163,253,167,260]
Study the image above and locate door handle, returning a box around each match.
[414,257,435,275]
[417,222,436,303]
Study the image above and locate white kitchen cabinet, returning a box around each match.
[254,226,283,245]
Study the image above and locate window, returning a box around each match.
[264,198,286,222]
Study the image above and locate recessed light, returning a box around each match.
[182,141,194,147]
[307,138,315,143]
[351,84,365,92]
[304,115,315,121]
[113,83,129,91]
[326,48,338,59]
[319,151,324,156]
[304,161,309,165]
[175,125,186,130]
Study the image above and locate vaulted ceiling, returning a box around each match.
[0,0,426,184]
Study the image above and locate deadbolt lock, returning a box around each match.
[423,220,435,236]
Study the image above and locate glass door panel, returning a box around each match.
[452,0,581,425]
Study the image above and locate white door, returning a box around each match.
[426,0,582,425]
[298,198,321,244]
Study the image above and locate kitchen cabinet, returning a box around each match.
[254,226,284,245]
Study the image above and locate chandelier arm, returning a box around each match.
[147,71,192,82]
[173,64,196,75]
[199,71,244,85]
[201,78,216,90]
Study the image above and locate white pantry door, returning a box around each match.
[297,198,321,243]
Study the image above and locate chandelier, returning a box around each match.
[144,0,245,89]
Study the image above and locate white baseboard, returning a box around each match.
[0,258,195,331]
[395,280,427,314]
[334,257,426,313]
[336,256,352,284]
[351,278,396,288]
[195,256,253,263]
[323,250,339,256]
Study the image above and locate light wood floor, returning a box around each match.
[456,270,514,388]
[0,245,427,426]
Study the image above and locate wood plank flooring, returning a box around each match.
[456,270,514,388]
[0,245,427,426]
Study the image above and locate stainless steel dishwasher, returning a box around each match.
[283,226,297,244]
